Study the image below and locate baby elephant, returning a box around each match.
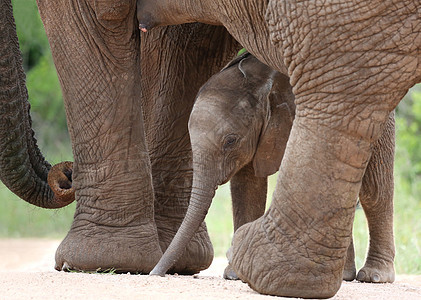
[151,52,396,285]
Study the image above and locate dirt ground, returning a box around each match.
[0,239,420,299]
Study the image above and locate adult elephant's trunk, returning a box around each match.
[150,157,216,276]
[0,0,73,209]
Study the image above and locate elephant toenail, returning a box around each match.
[372,274,380,282]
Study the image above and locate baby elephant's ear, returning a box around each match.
[253,80,295,177]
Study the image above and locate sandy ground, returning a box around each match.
[0,239,420,299]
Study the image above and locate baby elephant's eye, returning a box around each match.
[223,134,239,151]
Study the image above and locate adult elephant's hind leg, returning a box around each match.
[357,112,396,283]
[141,24,240,274]
[230,116,379,298]
[54,102,163,273]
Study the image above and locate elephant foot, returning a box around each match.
[356,261,395,283]
[156,217,213,274]
[229,215,343,298]
[55,222,163,273]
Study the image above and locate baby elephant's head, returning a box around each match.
[188,53,296,187]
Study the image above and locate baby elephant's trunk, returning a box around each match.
[150,164,216,275]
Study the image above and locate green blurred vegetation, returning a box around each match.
[12,0,71,157]
[392,85,421,274]
[1,0,420,275]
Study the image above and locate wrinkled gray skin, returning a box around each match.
[1,0,241,275]
[137,0,420,297]
[151,53,396,285]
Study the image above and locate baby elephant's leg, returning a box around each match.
[357,112,395,283]
[225,163,267,280]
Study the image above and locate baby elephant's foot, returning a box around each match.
[223,264,239,280]
[357,261,395,283]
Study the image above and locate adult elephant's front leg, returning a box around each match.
[229,1,420,296]
[37,0,162,272]
[230,110,390,297]
[228,56,411,297]
[141,24,239,274]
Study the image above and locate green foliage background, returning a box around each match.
[1,0,420,275]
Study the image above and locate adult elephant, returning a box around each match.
[137,0,421,298]
[0,0,240,274]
